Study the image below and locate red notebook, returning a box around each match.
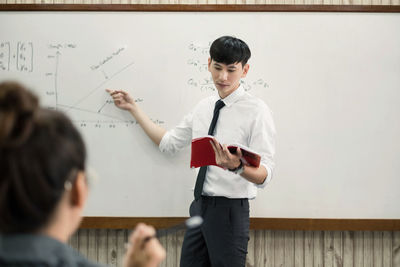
[190,136,261,168]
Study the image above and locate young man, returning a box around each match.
[107,36,275,267]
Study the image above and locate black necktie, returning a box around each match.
[194,100,225,200]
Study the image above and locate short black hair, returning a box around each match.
[209,36,251,66]
[0,81,86,233]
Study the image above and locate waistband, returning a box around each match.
[200,196,248,206]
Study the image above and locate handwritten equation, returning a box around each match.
[0,41,33,72]
[188,78,269,92]
[187,59,208,73]
[188,42,210,55]
[187,77,214,92]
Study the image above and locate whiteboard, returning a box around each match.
[0,12,399,219]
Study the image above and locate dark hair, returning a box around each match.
[0,81,86,233]
[209,36,251,66]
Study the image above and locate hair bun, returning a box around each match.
[0,81,39,148]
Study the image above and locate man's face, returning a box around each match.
[208,59,249,99]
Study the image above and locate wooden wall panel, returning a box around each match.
[394,231,400,267]
[294,231,304,266]
[68,229,400,266]
[88,229,98,262]
[382,231,392,267]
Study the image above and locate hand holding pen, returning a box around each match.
[123,223,166,267]
[123,216,203,267]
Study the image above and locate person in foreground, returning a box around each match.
[107,36,276,267]
[0,81,165,267]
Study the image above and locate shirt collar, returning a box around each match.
[219,84,245,108]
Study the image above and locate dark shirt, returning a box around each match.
[0,234,103,267]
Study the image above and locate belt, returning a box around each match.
[200,196,248,206]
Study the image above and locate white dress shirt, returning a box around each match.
[159,85,276,199]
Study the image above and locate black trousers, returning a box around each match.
[180,196,250,267]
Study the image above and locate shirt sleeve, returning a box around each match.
[248,103,276,188]
[159,111,193,155]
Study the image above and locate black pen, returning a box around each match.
[125,216,203,249]
[143,216,203,243]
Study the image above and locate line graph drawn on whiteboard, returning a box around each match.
[45,42,139,128]
[0,40,166,129]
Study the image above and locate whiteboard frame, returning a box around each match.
[1,4,399,230]
[0,4,399,13]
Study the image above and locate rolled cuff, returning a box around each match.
[256,164,273,188]
[158,131,174,155]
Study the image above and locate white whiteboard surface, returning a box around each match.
[0,12,399,218]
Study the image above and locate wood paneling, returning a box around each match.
[69,229,400,266]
